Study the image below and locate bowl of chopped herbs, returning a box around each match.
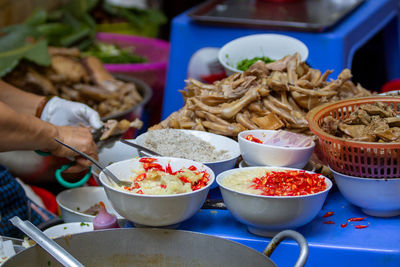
[218,34,308,75]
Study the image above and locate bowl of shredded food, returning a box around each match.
[135,129,241,188]
[217,167,332,237]
[100,156,214,227]
[218,34,308,75]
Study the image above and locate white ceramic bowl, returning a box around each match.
[217,167,332,237]
[135,129,240,189]
[43,222,93,239]
[56,186,126,225]
[218,34,309,75]
[92,139,139,183]
[331,168,400,217]
[238,130,315,169]
[99,157,215,227]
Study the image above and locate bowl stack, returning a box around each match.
[307,96,400,217]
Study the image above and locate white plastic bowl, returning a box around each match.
[56,186,126,225]
[218,34,309,75]
[100,157,215,227]
[135,129,241,189]
[331,168,400,217]
[217,167,332,237]
[238,130,315,169]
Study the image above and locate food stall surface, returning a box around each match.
[175,188,400,267]
[162,0,400,119]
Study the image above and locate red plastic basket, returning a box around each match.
[307,97,400,178]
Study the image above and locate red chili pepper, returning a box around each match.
[179,176,191,183]
[188,165,197,171]
[166,163,177,175]
[322,211,334,218]
[354,225,368,229]
[160,184,166,189]
[250,170,326,196]
[136,190,144,194]
[245,134,263,144]
[348,217,367,222]
[341,222,348,228]
[143,163,164,172]
[324,221,335,224]
[139,157,157,163]
[135,173,146,181]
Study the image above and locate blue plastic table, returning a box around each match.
[162,0,400,119]
[177,187,400,267]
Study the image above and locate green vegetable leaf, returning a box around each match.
[0,40,50,77]
[24,40,51,66]
[64,0,99,18]
[0,25,36,52]
[25,8,48,26]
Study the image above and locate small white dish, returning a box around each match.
[43,222,93,239]
[56,186,125,225]
[238,130,315,169]
[218,34,308,75]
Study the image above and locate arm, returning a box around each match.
[0,101,97,172]
[0,80,44,116]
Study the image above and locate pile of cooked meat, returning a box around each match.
[150,53,371,136]
[4,47,143,118]
[321,102,400,142]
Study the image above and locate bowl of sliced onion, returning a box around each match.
[238,130,315,168]
[100,157,214,227]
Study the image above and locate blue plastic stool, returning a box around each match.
[162,0,400,119]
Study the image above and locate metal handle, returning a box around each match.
[119,139,162,156]
[9,217,84,267]
[263,230,308,267]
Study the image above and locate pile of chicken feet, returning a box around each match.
[151,53,371,136]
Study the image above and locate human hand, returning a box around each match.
[49,126,98,173]
[41,96,103,129]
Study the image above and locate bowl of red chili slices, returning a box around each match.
[100,157,214,227]
[217,166,332,237]
[238,130,315,169]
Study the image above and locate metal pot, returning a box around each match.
[0,75,151,184]
[4,228,308,266]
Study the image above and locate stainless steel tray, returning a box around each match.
[188,0,365,32]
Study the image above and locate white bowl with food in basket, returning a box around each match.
[238,130,315,169]
[135,129,241,188]
[218,34,309,75]
[217,166,332,237]
[331,168,400,217]
[100,156,214,227]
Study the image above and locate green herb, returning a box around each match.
[102,3,166,30]
[77,207,80,211]
[64,227,67,230]
[80,222,90,227]
[236,56,275,71]
[83,42,146,64]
